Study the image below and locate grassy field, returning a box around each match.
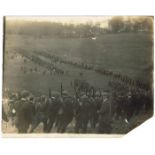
[3,32,153,95]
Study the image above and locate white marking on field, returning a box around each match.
[92,37,96,40]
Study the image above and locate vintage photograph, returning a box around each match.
[2,16,153,135]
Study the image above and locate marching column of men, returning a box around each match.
[2,88,152,133]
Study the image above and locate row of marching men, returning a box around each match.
[3,87,152,133]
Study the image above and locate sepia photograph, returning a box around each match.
[2,16,154,136]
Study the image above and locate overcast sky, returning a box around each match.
[5,16,112,27]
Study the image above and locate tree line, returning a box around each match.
[108,16,153,33]
[5,16,153,38]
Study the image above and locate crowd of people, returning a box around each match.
[9,50,95,77]
[2,85,152,134]
[19,51,66,76]
[38,51,94,70]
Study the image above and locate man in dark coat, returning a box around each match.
[75,94,91,133]
[56,91,75,133]
[98,93,112,133]
[14,98,34,133]
[10,91,34,133]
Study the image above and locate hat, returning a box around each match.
[51,91,60,98]
[80,94,88,100]
[95,91,100,96]
[21,90,30,98]
[62,90,69,96]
